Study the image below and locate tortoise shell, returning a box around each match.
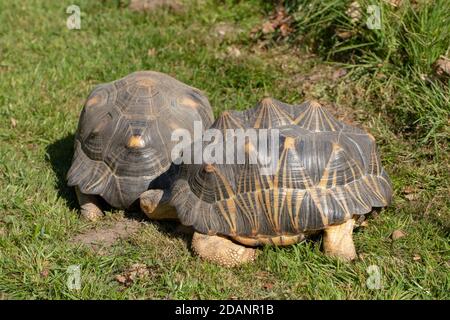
[67,71,214,209]
[170,98,392,241]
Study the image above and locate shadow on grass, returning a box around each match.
[46,133,78,211]
[45,134,192,247]
[150,219,195,250]
[45,133,146,217]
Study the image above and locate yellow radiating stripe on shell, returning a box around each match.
[346,183,370,210]
[308,188,329,226]
[320,107,337,131]
[293,104,310,125]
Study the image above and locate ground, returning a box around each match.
[0,0,448,299]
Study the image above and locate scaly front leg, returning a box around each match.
[322,218,357,261]
[75,186,103,221]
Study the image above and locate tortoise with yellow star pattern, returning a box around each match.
[66,71,214,220]
[168,98,392,266]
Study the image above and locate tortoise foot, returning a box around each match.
[75,187,103,221]
[191,232,257,267]
[323,218,357,261]
[80,203,104,221]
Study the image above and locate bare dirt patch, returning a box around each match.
[71,219,142,253]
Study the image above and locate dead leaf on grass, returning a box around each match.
[254,5,293,39]
[261,21,275,35]
[434,56,450,78]
[403,186,421,201]
[147,48,157,56]
[332,68,348,81]
[391,229,406,240]
[40,269,50,278]
[412,254,422,261]
[226,46,242,58]
[115,263,151,286]
[335,29,354,40]
[360,220,369,228]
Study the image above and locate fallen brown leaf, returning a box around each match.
[332,68,347,81]
[360,220,369,228]
[279,23,293,37]
[115,274,127,284]
[115,263,150,286]
[261,21,275,34]
[412,254,422,261]
[391,229,406,240]
[405,193,420,201]
[403,186,416,194]
[336,29,354,40]
[434,56,450,77]
[40,269,49,278]
[256,5,293,39]
[226,46,242,58]
[403,186,420,201]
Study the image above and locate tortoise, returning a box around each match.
[66,71,214,220]
[144,98,392,266]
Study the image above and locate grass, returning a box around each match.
[277,0,450,144]
[0,0,448,299]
